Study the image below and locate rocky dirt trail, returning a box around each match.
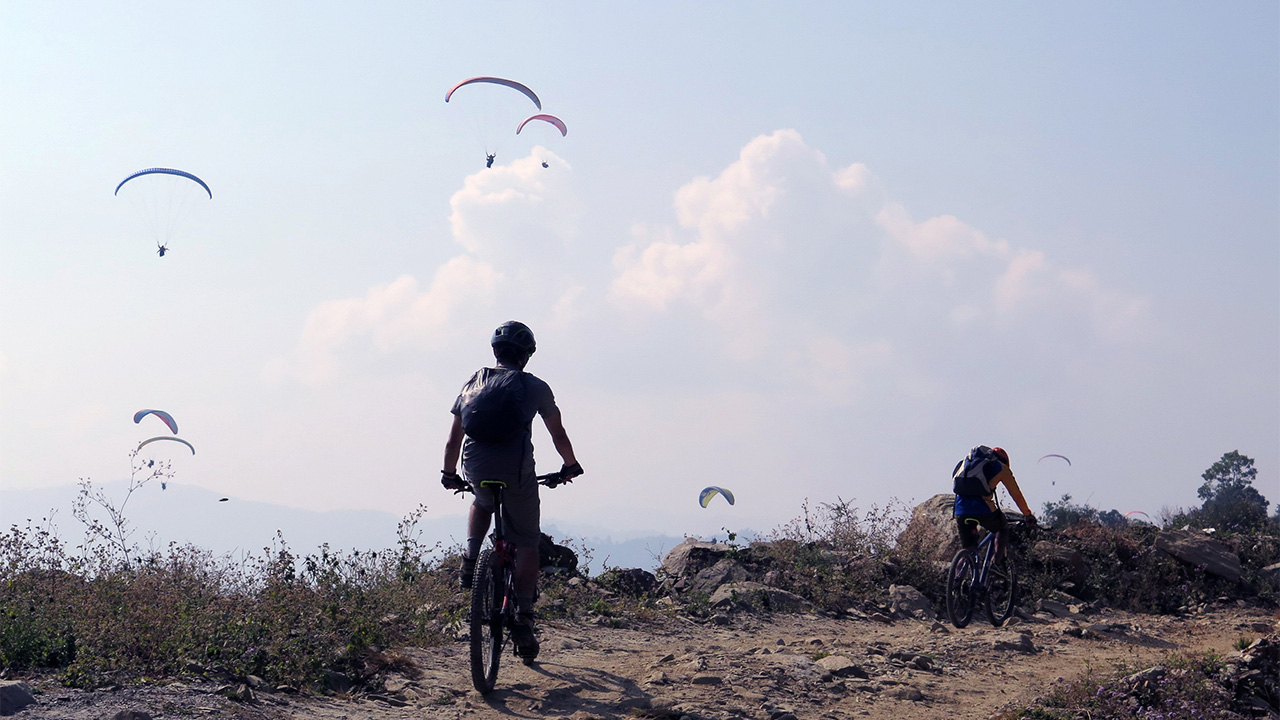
[10,605,1276,720]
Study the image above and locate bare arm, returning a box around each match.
[442,414,465,474]
[541,410,577,468]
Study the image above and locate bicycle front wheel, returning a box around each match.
[984,552,1017,626]
[946,549,977,628]
[469,549,505,693]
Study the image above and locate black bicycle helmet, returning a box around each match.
[491,320,536,354]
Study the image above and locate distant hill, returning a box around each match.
[0,482,685,573]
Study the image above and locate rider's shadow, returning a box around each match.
[478,661,656,717]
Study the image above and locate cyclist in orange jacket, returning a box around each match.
[954,447,1036,557]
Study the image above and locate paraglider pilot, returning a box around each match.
[157,244,168,257]
[485,153,496,169]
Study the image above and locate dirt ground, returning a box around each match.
[11,604,1278,720]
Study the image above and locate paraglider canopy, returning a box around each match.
[516,114,567,137]
[1037,453,1071,466]
[115,168,212,199]
[133,409,178,434]
[115,167,211,255]
[699,486,735,508]
[445,77,541,109]
[136,436,195,455]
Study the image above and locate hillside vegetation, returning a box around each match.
[2,451,1277,718]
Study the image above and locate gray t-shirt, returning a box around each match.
[451,366,558,482]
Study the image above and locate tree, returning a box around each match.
[1197,450,1269,532]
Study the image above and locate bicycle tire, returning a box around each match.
[469,549,504,693]
[946,549,977,628]
[984,552,1017,626]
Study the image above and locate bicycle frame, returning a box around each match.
[947,515,1026,629]
[479,480,519,618]
[465,472,570,693]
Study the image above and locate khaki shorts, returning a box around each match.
[471,473,541,548]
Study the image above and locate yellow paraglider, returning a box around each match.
[699,486,735,508]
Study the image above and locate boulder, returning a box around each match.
[687,559,753,595]
[1034,541,1089,586]
[1261,563,1280,591]
[887,584,937,621]
[539,533,578,573]
[1154,530,1243,582]
[660,538,733,579]
[0,682,35,716]
[897,494,961,562]
[600,568,658,596]
[709,581,811,613]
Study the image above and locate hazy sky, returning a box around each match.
[3,2,1277,542]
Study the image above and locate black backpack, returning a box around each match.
[459,368,527,443]
[953,445,1003,497]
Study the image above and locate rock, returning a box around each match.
[1039,599,1082,619]
[0,682,35,716]
[889,685,925,701]
[709,582,811,612]
[1154,529,1243,582]
[690,674,723,685]
[660,538,734,579]
[644,671,669,685]
[815,655,869,678]
[600,567,658,596]
[112,713,153,720]
[1034,541,1089,586]
[687,558,753,595]
[887,584,936,620]
[896,494,961,561]
[991,633,1037,653]
[368,694,409,707]
[538,532,578,573]
[322,670,353,694]
[1261,563,1280,590]
[929,621,950,634]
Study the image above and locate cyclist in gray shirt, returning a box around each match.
[441,321,582,659]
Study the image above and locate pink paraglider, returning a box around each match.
[1037,453,1071,466]
[516,114,567,137]
[133,409,178,434]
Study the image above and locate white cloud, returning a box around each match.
[876,203,1009,261]
[609,128,1153,402]
[271,257,501,384]
[272,148,589,386]
[448,148,582,262]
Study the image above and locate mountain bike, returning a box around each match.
[465,471,571,694]
[946,516,1032,628]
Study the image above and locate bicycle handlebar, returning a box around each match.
[451,471,574,495]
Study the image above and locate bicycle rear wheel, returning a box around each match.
[984,553,1017,626]
[469,549,505,693]
[946,549,977,628]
